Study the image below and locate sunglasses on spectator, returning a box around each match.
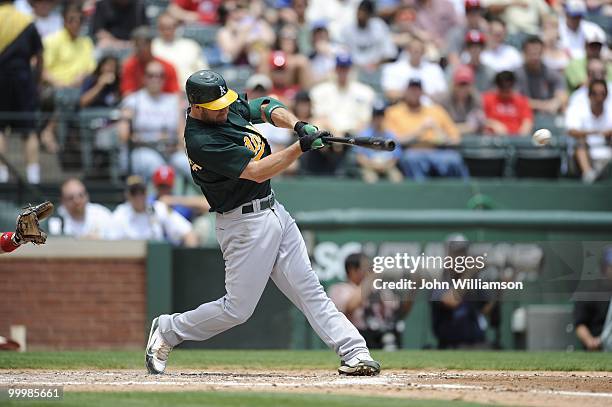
[63,191,86,201]
[146,71,165,78]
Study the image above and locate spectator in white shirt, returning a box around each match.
[54,178,112,239]
[118,60,189,181]
[310,53,376,137]
[339,0,396,69]
[152,13,208,91]
[480,18,523,73]
[381,36,448,103]
[109,176,198,246]
[566,80,612,183]
[558,0,605,60]
[568,58,612,112]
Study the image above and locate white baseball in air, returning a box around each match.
[532,128,552,146]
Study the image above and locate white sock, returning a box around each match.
[26,163,40,184]
[0,166,8,182]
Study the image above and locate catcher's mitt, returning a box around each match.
[15,201,54,245]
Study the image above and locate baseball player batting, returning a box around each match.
[145,70,380,376]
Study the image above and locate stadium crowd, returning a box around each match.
[0,0,611,187]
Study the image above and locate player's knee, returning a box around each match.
[227,308,254,325]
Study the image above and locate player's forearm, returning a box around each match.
[269,107,299,130]
[240,142,302,183]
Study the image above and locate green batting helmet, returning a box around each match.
[186,70,238,110]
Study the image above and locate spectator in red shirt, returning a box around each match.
[483,71,533,136]
[121,26,179,96]
[167,0,221,25]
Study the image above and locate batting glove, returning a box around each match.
[299,131,329,152]
[294,121,318,138]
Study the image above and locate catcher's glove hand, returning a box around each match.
[15,201,54,245]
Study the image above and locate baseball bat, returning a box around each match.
[321,136,396,151]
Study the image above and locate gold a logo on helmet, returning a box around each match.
[244,134,264,161]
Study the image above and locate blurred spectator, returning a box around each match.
[355,102,403,183]
[339,0,396,69]
[430,236,495,349]
[247,74,293,154]
[305,0,360,42]
[267,24,311,90]
[43,3,95,89]
[15,0,62,38]
[515,36,567,115]
[565,25,611,92]
[574,246,612,351]
[56,178,112,239]
[483,71,533,136]
[442,65,485,136]
[480,18,523,73]
[118,60,189,180]
[297,91,346,175]
[152,13,208,91]
[109,175,198,247]
[483,0,551,35]
[384,78,468,181]
[409,0,460,54]
[541,14,570,72]
[167,0,221,25]
[91,0,148,50]
[268,51,301,105]
[217,1,274,66]
[311,54,375,138]
[309,23,338,85]
[278,0,311,56]
[452,30,496,93]
[559,0,606,59]
[79,55,121,108]
[0,0,43,184]
[150,165,210,222]
[382,37,448,103]
[566,79,612,183]
[568,58,612,111]
[329,253,412,350]
[91,0,147,51]
[445,0,489,67]
[121,26,179,96]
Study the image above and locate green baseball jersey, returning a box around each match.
[184,95,277,213]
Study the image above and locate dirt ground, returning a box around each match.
[1,369,611,406]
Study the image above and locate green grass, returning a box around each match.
[0,350,610,371]
[0,391,488,407]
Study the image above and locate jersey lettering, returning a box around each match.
[243,134,265,161]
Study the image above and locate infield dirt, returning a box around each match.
[2,369,611,406]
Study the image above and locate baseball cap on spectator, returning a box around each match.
[372,100,386,116]
[585,26,607,45]
[126,175,146,194]
[465,0,481,11]
[465,30,486,45]
[152,165,175,188]
[453,65,475,85]
[246,74,272,92]
[270,51,288,70]
[294,90,311,103]
[565,0,586,17]
[335,53,353,68]
[407,78,422,88]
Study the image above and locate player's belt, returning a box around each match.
[241,193,275,214]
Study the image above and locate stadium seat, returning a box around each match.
[461,148,507,177]
[79,108,122,182]
[217,66,255,93]
[514,148,561,179]
[181,25,220,48]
